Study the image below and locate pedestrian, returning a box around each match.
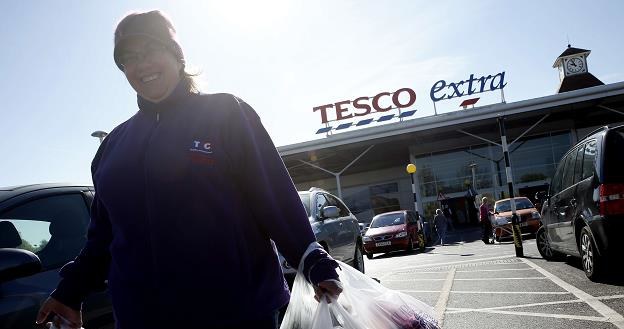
[433,209,448,246]
[36,10,341,329]
[480,197,494,244]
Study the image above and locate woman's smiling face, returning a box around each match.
[118,36,182,103]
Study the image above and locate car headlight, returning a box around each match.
[532,211,540,219]
[363,236,372,242]
[395,231,408,238]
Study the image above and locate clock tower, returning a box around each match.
[553,45,604,93]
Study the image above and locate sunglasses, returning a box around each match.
[118,42,169,69]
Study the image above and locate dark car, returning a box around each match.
[279,188,365,279]
[362,210,425,259]
[537,125,624,280]
[0,184,113,329]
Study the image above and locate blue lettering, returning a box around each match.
[430,80,447,102]
[490,71,507,91]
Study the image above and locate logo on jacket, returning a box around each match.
[189,140,215,165]
[190,140,213,154]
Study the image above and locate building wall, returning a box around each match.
[290,123,615,225]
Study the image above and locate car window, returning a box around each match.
[371,213,405,228]
[573,145,585,184]
[551,157,566,195]
[561,149,577,190]
[315,193,329,217]
[327,194,350,217]
[582,140,597,180]
[0,193,90,269]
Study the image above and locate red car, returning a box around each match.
[492,197,541,241]
[363,210,425,259]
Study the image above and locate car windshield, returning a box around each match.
[495,198,534,213]
[298,192,310,217]
[370,213,405,228]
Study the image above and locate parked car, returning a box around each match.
[279,188,365,282]
[537,125,624,280]
[362,210,425,259]
[0,184,113,329]
[492,197,541,241]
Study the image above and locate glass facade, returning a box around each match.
[415,132,571,219]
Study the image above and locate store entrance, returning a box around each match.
[440,196,479,228]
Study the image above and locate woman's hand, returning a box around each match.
[36,297,82,329]
[314,279,343,303]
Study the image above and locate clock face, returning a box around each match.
[565,57,585,74]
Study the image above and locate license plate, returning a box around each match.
[521,222,529,227]
[376,241,391,247]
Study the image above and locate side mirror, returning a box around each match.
[0,248,41,283]
[321,206,340,219]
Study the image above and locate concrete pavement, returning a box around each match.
[365,227,624,329]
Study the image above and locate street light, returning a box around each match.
[91,131,108,144]
[406,163,419,219]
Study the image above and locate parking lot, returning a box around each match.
[365,229,624,329]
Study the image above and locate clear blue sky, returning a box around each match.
[1,1,623,187]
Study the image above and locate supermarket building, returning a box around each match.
[278,46,624,225]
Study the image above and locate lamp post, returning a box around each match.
[406,163,419,218]
[91,131,108,144]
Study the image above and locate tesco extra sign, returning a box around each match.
[313,87,416,124]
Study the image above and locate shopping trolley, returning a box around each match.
[490,214,513,243]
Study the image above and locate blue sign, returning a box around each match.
[430,72,507,102]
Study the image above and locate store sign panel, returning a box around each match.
[430,72,507,102]
[313,87,416,124]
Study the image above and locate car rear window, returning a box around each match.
[604,128,624,183]
[370,213,405,228]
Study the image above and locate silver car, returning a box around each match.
[279,188,365,278]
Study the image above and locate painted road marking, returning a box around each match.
[434,268,455,326]
[459,309,608,322]
[387,277,546,282]
[401,290,572,294]
[521,258,624,328]
[446,298,582,314]
[379,255,515,279]
[455,268,536,272]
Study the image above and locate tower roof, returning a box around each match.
[553,45,591,68]
[558,46,590,58]
[557,73,604,93]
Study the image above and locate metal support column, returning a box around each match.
[298,145,375,199]
[498,117,524,257]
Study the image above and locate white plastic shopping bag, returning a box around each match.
[280,260,440,329]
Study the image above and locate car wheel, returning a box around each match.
[537,227,562,261]
[353,243,365,273]
[580,227,603,281]
[366,251,373,259]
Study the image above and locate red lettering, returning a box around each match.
[392,88,416,108]
[334,100,352,121]
[313,104,334,124]
[372,92,392,112]
[352,97,371,117]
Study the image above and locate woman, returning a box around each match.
[433,209,448,246]
[36,10,341,329]
[480,197,494,244]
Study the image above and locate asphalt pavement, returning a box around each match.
[365,227,624,329]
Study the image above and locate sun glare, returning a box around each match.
[207,0,291,31]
